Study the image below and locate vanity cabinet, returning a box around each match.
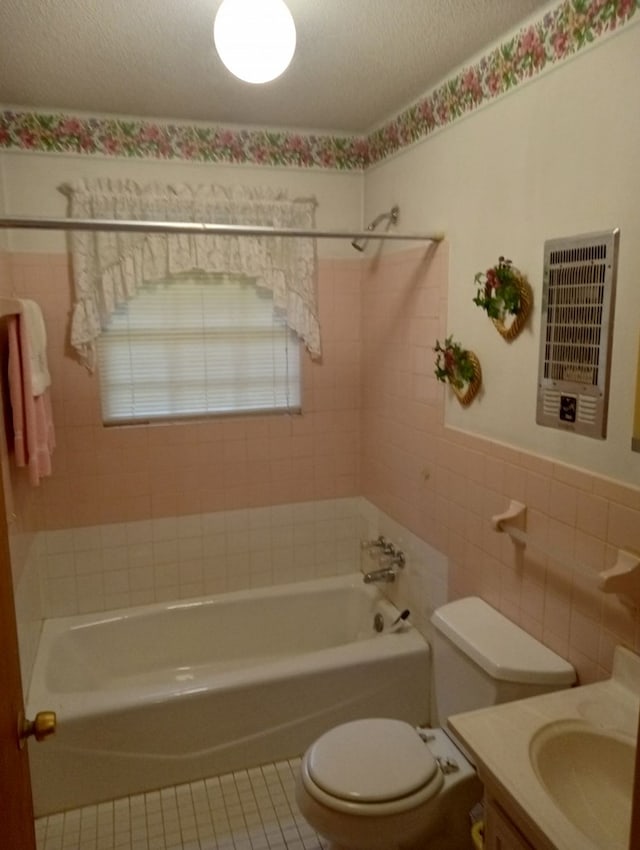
[484,796,536,850]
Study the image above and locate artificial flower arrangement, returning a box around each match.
[473,256,533,340]
[434,335,482,406]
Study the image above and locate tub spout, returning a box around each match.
[363,567,396,584]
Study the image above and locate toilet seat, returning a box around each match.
[301,718,444,815]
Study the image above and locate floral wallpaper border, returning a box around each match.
[368,0,638,165]
[0,0,637,171]
[0,114,369,171]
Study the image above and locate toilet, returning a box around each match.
[296,596,576,850]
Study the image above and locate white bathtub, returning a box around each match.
[28,573,430,815]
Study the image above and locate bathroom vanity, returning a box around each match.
[449,646,640,850]
[484,796,537,850]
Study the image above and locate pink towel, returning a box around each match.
[8,313,55,486]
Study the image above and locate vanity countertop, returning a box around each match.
[449,646,640,850]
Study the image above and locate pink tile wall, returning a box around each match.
[361,244,640,686]
[6,245,640,686]
[361,244,448,546]
[6,253,362,529]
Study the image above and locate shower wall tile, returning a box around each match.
[34,495,446,630]
[7,253,363,531]
[358,499,449,640]
[37,497,365,617]
[7,246,640,693]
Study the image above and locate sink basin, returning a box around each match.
[530,719,635,849]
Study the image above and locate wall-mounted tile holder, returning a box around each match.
[491,500,527,533]
[491,500,640,608]
[598,552,640,609]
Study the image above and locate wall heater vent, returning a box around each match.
[536,228,619,439]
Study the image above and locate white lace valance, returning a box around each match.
[64,179,321,369]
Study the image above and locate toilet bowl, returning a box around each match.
[296,719,481,850]
[296,596,576,850]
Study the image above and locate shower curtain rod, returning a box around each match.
[0,215,444,243]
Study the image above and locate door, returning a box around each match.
[632,711,640,850]
[0,463,36,850]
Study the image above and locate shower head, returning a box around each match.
[351,205,400,252]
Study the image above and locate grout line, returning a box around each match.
[35,758,326,850]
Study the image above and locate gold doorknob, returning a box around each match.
[19,711,56,747]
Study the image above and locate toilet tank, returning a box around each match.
[431,597,575,724]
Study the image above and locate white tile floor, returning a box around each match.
[35,758,327,850]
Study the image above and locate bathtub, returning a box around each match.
[27,573,430,815]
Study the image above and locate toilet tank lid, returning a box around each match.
[431,597,576,685]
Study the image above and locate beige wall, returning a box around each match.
[363,21,640,487]
[0,152,363,259]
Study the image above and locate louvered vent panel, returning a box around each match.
[536,229,619,439]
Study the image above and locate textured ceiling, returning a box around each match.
[0,0,551,134]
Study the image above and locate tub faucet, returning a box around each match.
[363,566,396,584]
[379,550,406,569]
[361,535,390,552]
[362,539,406,583]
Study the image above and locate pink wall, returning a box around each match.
[360,244,640,685]
[5,253,362,529]
[361,244,447,544]
[4,244,640,686]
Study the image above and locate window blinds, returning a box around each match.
[97,276,301,424]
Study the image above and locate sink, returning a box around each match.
[530,719,635,849]
[451,647,640,850]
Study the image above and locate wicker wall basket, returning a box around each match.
[451,351,482,406]
[491,277,533,341]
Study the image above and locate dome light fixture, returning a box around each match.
[214,0,296,85]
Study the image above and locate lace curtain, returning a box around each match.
[64,179,320,369]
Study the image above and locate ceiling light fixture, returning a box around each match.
[214,0,296,85]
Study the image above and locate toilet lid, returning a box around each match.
[306,718,439,803]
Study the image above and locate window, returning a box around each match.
[97,276,301,424]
